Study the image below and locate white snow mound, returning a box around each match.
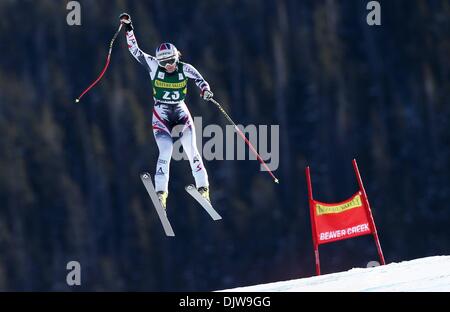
[220,256,450,292]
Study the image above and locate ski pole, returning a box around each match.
[209,98,279,184]
[75,23,123,103]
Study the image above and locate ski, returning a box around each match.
[185,185,222,221]
[140,172,175,237]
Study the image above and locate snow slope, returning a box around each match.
[221,256,450,292]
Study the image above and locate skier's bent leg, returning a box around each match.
[180,121,209,189]
[154,131,173,193]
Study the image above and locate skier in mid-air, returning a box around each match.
[119,13,213,210]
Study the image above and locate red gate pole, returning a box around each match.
[306,166,321,275]
[352,159,386,265]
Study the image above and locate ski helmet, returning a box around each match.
[155,43,180,68]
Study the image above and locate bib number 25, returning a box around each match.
[162,91,180,100]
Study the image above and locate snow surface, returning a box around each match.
[220,256,450,292]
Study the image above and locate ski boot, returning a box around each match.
[197,186,210,203]
[156,191,168,211]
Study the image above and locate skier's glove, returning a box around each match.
[119,13,134,32]
[201,89,214,101]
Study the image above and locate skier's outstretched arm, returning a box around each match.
[119,13,157,74]
[183,63,214,100]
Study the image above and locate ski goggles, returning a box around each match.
[158,57,177,67]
